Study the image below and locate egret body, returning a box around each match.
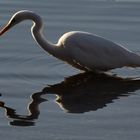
[0,10,140,72]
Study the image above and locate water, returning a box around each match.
[0,0,140,139]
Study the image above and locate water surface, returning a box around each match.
[0,0,140,140]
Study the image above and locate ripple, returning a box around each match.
[0,0,140,139]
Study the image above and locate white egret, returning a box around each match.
[0,10,140,72]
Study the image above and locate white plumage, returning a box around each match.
[0,10,140,72]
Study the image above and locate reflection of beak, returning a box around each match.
[0,23,11,36]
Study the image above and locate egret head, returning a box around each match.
[0,11,26,36]
[0,10,41,36]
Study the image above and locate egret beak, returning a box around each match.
[0,23,11,36]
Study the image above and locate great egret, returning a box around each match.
[0,10,140,72]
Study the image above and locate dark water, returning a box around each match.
[0,0,140,139]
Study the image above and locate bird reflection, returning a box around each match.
[1,72,140,126]
[0,92,46,126]
[44,72,140,113]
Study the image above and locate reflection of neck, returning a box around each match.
[28,92,47,118]
[0,91,46,126]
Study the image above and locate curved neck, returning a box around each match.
[32,26,60,58]
[32,27,56,54]
[30,13,61,58]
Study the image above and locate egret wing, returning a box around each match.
[64,32,132,71]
